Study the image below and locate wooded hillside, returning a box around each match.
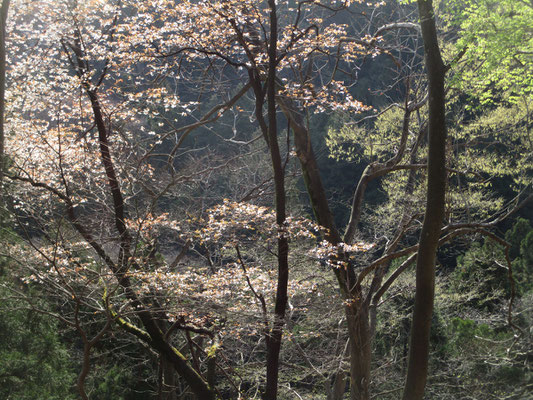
[0,1,531,399]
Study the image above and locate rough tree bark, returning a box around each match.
[402,1,447,399]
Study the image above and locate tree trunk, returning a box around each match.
[66,40,217,400]
[328,371,347,400]
[346,300,371,400]
[278,97,374,399]
[402,1,447,399]
[160,356,178,400]
[264,2,290,399]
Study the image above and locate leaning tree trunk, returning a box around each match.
[64,38,217,400]
[402,1,447,399]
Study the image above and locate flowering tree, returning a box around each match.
[6,0,239,398]
[113,1,376,398]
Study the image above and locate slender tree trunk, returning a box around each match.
[264,2,290,399]
[402,1,447,399]
[66,41,217,400]
[77,342,91,400]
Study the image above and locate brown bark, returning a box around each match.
[159,356,178,400]
[278,97,373,399]
[77,341,91,400]
[346,300,371,400]
[278,96,372,398]
[277,79,430,399]
[91,103,216,400]
[264,2,290,398]
[74,298,111,400]
[402,1,447,399]
[276,97,340,244]
[328,371,347,400]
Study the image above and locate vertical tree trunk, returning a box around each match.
[346,302,371,400]
[402,1,447,399]
[160,356,178,400]
[77,342,91,400]
[264,2,289,399]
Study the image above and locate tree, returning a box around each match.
[113,1,374,398]
[5,1,226,398]
[447,0,532,105]
[402,0,447,398]
[263,2,290,398]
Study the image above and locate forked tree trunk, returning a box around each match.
[402,1,447,399]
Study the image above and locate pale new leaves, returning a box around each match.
[19,201,373,339]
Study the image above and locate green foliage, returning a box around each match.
[452,240,509,307]
[445,317,524,386]
[435,218,533,395]
[448,99,532,191]
[427,276,533,399]
[449,220,532,310]
[513,230,533,294]
[447,0,533,104]
[449,317,494,347]
[90,365,135,400]
[0,283,76,400]
[506,218,532,258]
[520,230,533,270]
[326,107,415,163]
[441,0,533,222]
[505,218,533,294]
